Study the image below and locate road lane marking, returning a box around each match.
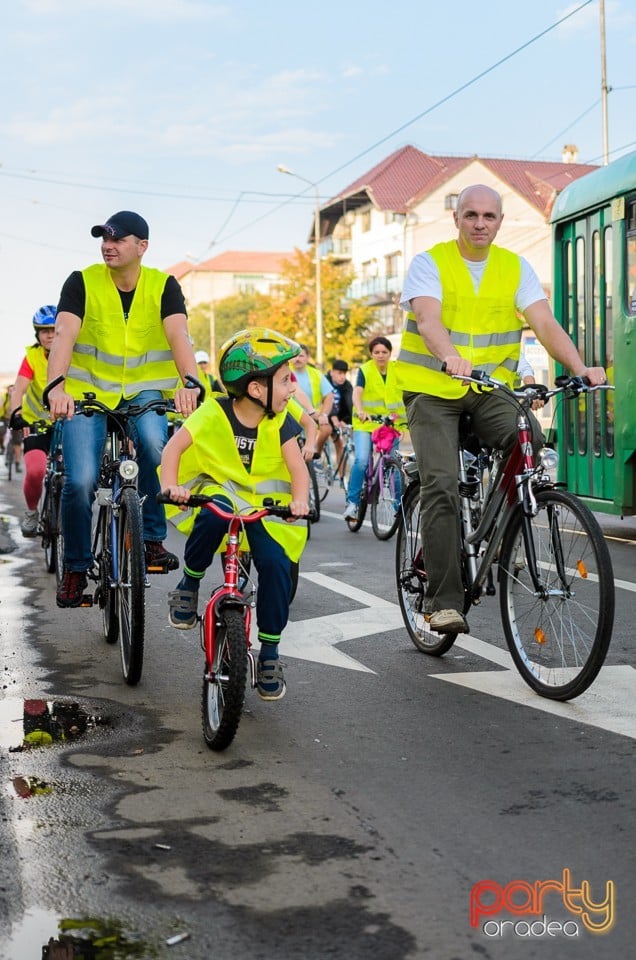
[284,571,636,738]
[433,665,636,740]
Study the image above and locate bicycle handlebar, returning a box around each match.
[42,372,206,412]
[157,492,318,524]
[440,364,612,401]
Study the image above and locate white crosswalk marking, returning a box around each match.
[281,571,636,739]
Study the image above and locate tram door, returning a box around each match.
[559,210,614,504]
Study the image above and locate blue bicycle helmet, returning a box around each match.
[32,305,57,330]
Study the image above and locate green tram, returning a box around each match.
[550,149,636,516]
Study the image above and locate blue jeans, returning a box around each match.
[61,390,168,571]
[183,497,293,639]
[347,430,400,507]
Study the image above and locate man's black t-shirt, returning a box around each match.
[57,270,187,320]
[326,372,353,424]
[217,396,301,472]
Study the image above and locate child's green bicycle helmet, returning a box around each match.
[218,327,301,415]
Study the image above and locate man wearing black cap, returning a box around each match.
[47,210,200,607]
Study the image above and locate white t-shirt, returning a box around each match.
[400,250,546,315]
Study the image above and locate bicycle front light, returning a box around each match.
[119,460,139,481]
[539,446,559,475]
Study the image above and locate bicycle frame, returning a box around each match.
[201,506,258,687]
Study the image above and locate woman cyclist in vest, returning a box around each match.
[160,327,310,702]
[343,335,406,521]
[9,306,57,537]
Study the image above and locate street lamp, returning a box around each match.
[277,164,324,367]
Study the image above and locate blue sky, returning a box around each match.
[1,0,635,373]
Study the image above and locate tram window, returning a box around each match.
[605,226,614,457]
[627,200,636,315]
[576,236,586,456]
[592,230,601,456]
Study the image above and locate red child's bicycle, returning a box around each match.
[159,493,313,750]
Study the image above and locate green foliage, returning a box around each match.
[186,249,384,371]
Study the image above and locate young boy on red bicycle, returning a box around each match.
[159,327,310,701]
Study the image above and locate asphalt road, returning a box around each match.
[1,474,635,960]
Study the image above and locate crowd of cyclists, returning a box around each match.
[1,208,411,704]
[2,186,607,701]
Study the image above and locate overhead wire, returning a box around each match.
[214,0,597,243]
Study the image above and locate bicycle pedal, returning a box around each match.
[146,564,170,574]
[79,594,94,607]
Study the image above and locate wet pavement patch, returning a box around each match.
[1,697,111,752]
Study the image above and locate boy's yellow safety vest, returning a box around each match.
[166,399,308,562]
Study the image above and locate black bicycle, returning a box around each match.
[396,372,615,701]
[44,376,203,685]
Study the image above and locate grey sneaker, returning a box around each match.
[343,502,358,520]
[427,609,469,634]
[256,658,286,701]
[21,509,39,538]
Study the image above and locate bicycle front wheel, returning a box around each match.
[499,489,614,701]
[40,482,56,574]
[395,483,457,655]
[96,506,118,645]
[201,607,248,751]
[53,487,65,588]
[371,456,403,541]
[116,487,146,686]
[306,460,321,522]
[315,448,333,502]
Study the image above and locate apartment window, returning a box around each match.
[360,209,371,232]
[385,252,400,277]
[445,193,459,210]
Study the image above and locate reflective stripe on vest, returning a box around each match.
[65,263,180,404]
[22,344,49,424]
[395,241,522,398]
[352,359,406,433]
[164,399,307,562]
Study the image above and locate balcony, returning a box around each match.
[320,237,352,261]
[345,275,402,303]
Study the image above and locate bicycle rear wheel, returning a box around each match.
[395,483,457,655]
[201,607,248,751]
[116,487,146,686]
[499,489,614,701]
[371,455,402,541]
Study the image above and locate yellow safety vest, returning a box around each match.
[22,344,49,424]
[165,398,308,562]
[65,263,180,404]
[352,360,406,433]
[395,241,523,398]
[304,365,324,407]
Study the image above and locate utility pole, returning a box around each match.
[600,0,609,164]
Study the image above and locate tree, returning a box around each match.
[187,292,274,362]
[257,248,376,368]
[186,249,383,371]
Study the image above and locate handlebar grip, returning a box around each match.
[42,375,66,410]
[184,373,206,405]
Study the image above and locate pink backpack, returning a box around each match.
[372,424,400,453]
